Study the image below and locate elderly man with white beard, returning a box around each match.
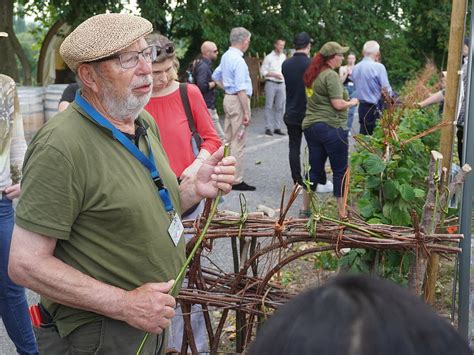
[7,13,235,355]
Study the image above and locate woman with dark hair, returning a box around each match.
[302,42,358,218]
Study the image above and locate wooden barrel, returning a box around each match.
[44,84,68,121]
[17,86,45,144]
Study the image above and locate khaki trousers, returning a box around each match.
[223,94,250,184]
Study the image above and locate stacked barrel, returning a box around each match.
[17,84,69,144]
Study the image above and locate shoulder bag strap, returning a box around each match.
[179,83,197,134]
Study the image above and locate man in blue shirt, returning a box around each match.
[213,27,256,191]
[352,40,392,135]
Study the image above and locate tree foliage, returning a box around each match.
[2,0,462,87]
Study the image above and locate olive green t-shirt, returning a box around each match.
[302,69,349,130]
[16,102,186,337]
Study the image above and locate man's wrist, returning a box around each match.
[113,289,128,321]
[179,178,201,211]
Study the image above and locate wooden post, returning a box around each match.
[423,0,468,305]
[409,151,443,293]
[440,0,467,167]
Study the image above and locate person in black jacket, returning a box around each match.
[58,82,79,112]
[282,32,313,216]
[194,41,225,140]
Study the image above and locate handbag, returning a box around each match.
[179,83,203,157]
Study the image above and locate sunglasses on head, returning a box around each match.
[154,43,175,57]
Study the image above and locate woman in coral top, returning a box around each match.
[145,33,221,185]
[145,33,221,355]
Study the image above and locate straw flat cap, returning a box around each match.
[60,13,153,72]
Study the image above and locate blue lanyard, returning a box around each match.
[75,92,174,213]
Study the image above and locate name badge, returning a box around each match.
[168,212,184,247]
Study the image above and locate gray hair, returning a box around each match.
[230,27,251,45]
[363,41,380,56]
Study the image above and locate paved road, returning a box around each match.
[0,107,357,353]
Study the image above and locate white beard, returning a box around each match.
[100,75,152,121]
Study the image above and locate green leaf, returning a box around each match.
[367,218,382,224]
[414,188,426,198]
[390,207,411,226]
[364,154,386,175]
[394,167,412,182]
[365,176,381,189]
[358,198,376,218]
[382,203,393,219]
[383,180,399,200]
[399,184,415,201]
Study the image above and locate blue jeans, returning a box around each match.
[345,84,356,130]
[0,198,39,354]
[303,123,348,197]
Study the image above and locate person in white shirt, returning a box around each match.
[260,39,287,136]
[339,53,357,131]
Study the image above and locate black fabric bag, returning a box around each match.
[179,83,203,157]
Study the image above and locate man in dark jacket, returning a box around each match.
[282,32,313,216]
[194,41,225,140]
[282,33,312,185]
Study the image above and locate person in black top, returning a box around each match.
[282,33,312,185]
[194,41,225,140]
[58,82,79,112]
[282,32,313,216]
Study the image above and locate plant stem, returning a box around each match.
[170,190,224,296]
[318,215,387,239]
[136,144,230,355]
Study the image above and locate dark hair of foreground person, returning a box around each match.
[247,274,472,355]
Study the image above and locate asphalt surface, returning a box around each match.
[0,107,356,353]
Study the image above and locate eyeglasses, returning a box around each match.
[212,49,219,53]
[154,43,175,58]
[89,46,157,69]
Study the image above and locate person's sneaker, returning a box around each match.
[274,129,285,136]
[298,210,311,218]
[232,181,256,191]
[316,180,333,193]
[265,129,273,136]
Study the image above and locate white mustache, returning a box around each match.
[132,76,153,89]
